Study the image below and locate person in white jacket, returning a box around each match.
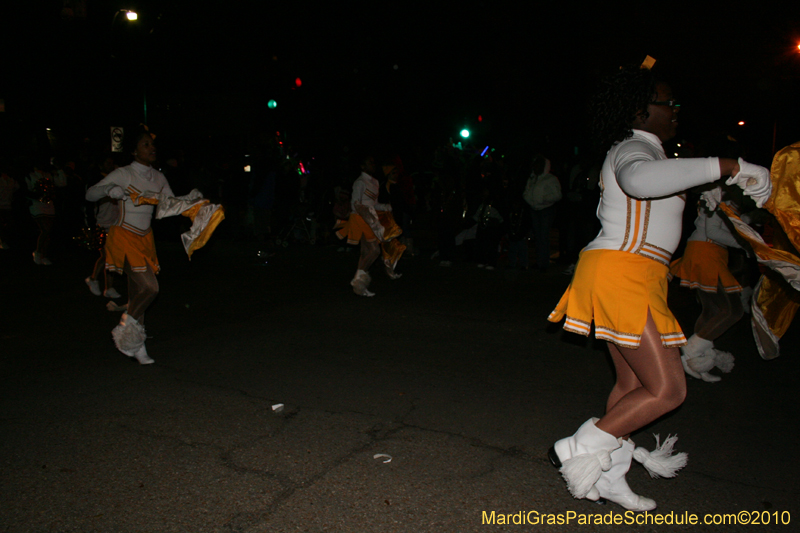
[523,155,561,272]
[85,127,173,365]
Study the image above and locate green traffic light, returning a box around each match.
[268,100,278,109]
[460,129,470,138]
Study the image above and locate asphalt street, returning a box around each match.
[2,237,799,532]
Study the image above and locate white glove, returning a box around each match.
[107,185,127,200]
[725,158,771,208]
[700,187,722,211]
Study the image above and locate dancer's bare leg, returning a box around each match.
[112,262,157,365]
[597,310,686,438]
[91,249,105,281]
[605,352,643,428]
[357,238,380,272]
[124,262,159,323]
[104,270,116,292]
[95,248,117,293]
[350,238,381,296]
[695,281,744,341]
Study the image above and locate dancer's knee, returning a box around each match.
[148,282,160,299]
[658,378,687,412]
[365,242,380,261]
[140,278,159,301]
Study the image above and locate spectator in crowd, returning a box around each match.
[523,154,561,272]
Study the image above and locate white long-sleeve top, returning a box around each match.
[350,172,391,212]
[584,129,721,266]
[687,201,742,249]
[524,172,562,210]
[85,162,173,235]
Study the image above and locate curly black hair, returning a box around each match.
[590,67,659,152]
[123,124,155,160]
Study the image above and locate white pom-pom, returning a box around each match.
[633,434,688,479]
[560,450,612,498]
[712,349,735,373]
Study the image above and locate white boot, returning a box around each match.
[680,335,720,382]
[350,269,375,297]
[549,418,619,500]
[133,343,154,365]
[104,287,122,299]
[594,439,656,511]
[85,277,102,296]
[111,313,147,358]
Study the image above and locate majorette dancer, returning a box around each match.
[335,155,404,296]
[547,66,771,511]
[85,126,172,365]
[669,187,747,382]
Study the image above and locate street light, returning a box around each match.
[112,9,138,26]
[110,9,145,121]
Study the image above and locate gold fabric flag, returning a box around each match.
[718,142,800,358]
[133,189,225,259]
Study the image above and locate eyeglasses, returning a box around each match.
[651,99,680,111]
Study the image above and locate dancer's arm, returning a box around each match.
[350,178,366,211]
[86,168,128,201]
[616,153,720,199]
[706,209,742,249]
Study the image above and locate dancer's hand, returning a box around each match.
[726,158,771,207]
[107,185,127,200]
[700,187,722,211]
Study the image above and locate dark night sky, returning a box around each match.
[3,1,800,165]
